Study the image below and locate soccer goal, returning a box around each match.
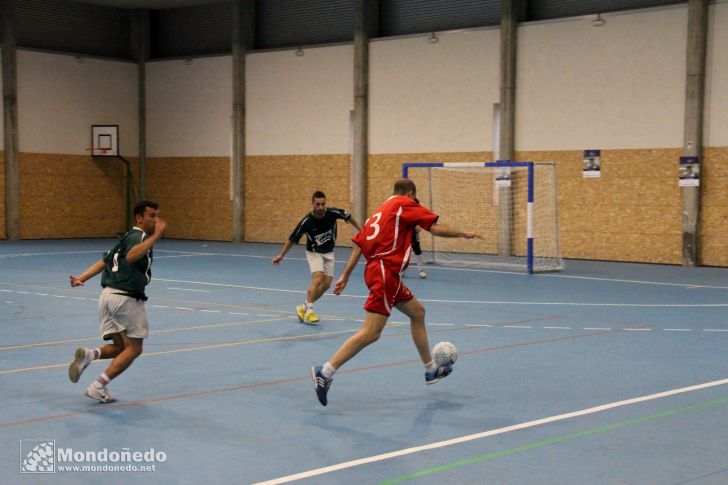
[402,161,563,273]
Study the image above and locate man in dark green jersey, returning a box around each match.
[273,191,361,324]
[68,200,166,403]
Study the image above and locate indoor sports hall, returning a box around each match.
[1,239,727,483]
[1,0,727,484]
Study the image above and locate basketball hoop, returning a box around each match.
[85,147,109,157]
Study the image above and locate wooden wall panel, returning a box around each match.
[701,147,728,266]
[517,149,683,264]
[245,155,355,246]
[0,152,5,240]
[145,157,232,241]
[18,153,130,239]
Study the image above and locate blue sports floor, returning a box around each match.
[1,239,727,484]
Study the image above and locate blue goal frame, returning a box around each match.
[402,160,537,273]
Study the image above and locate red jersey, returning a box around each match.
[353,195,439,271]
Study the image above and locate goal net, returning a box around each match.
[403,161,563,273]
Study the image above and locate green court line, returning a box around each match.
[379,396,728,485]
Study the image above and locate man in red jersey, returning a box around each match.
[311,178,481,406]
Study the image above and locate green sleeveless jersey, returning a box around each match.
[100,227,153,299]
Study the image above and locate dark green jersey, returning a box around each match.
[100,227,153,299]
[289,208,351,253]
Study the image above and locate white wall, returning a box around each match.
[370,29,500,154]
[246,45,353,156]
[706,2,728,147]
[517,6,688,150]
[17,50,138,155]
[146,56,231,157]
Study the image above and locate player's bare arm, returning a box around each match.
[333,245,362,295]
[273,240,294,265]
[347,216,363,232]
[69,259,106,287]
[429,223,482,240]
[127,217,167,263]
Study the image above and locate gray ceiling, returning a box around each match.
[73,0,224,9]
[8,0,689,60]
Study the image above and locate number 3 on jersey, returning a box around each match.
[366,212,382,240]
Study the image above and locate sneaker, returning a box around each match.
[425,365,453,385]
[296,305,306,322]
[84,383,115,403]
[311,365,332,406]
[303,310,320,324]
[418,269,427,279]
[68,348,91,383]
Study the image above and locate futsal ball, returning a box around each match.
[432,341,458,367]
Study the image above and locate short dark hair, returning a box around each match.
[133,200,159,217]
[312,191,326,202]
[393,178,416,196]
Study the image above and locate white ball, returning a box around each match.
[432,341,458,367]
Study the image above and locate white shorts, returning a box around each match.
[306,251,335,277]
[98,287,149,340]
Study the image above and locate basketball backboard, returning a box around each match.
[91,125,119,157]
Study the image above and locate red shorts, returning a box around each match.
[363,260,413,317]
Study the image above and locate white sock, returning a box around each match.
[305,302,314,312]
[425,360,437,373]
[414,253,424,268]
[94,372,110,389]
[87,348,100,361]
[321,362,336,379]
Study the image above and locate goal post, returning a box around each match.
[402,161,563,273]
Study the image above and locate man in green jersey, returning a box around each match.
[68,200,166,403]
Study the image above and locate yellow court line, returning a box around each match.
[0,326,392,376]
[0,317,291,351]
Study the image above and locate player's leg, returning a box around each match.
[85,293,148,402]
[330,311,388,369]
[68,340,122,383]
[396,296,452,384]
[85,332,143,403]
[411,235,426,278]
[300,252,325,322]
[69,287,126,384]
[312,311,388,406]
[395,296,431,364]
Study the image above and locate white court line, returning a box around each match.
[705,329,728,332]
[583,327,611,330]
[544,326,571,330]
[152,250,728,290]
[0,250,101,258]
[254,377,728,485]
[153,278,728,307]
[167,287,212,293]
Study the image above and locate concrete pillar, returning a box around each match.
[353,0,378,222]
[232,0,255,242]
[497,0,524,256]
[2,0,20,240]
[681,0,708,266]
[130,9,150,198]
